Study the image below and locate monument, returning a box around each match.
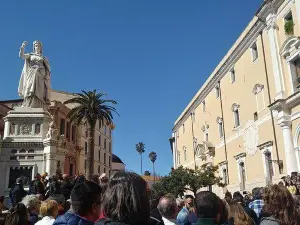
[0,41,61,195]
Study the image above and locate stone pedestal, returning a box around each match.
[43,138,58,176]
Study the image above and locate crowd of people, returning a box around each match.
[1,171,300,225]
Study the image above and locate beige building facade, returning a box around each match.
[171,0,300,196]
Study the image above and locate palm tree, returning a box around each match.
[149,151,157,182]
[144,170,151,176]
[135,142,145,175]
[64,90,118,181]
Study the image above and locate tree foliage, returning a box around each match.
[152,164,222,197]
[144,170,151,176]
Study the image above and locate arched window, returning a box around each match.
[35,124,40,135]
[19,149,26,153]
[28,149,34,154]
[232,103,240,128]
[183,147,187,162]
[11,149,17,154]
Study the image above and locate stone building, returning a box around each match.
[0,90,113,195]
[171,0,300,196]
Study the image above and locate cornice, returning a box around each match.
[0,141,43,148]
[173,20,266,131]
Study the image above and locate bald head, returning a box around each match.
[157,195,178,219]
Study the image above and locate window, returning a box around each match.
[10,156,17,160]
[84,160,87,172]
[254,112,258,121]
[66,122,70,139]
[215,86,220,98]
[98,150,101,162]
[109,142,112,152]
[11,149,17,154]
[251,42,258,61]
[99,136,101,146]
[60,118,65,135]
[292,58,300,89]
[84,142,88,155]
[284,11,294,35]
[104,153,106,165]
[183,147,187,161]
[19,156,25,160]
[205,133,209,141]
[85,129,88,138]
[217,118,224,138]
[203,101,206,112]
[10,123,15,135]
[104,125,107,135]
[19,149,26,153]
[35,124,40,135]
[28,149,34,153]
[98,165,100,174]
[239,162,246,191]
[71,125,76,142]
[232,104,240,128]
[104,138,107,150]
[222,168,228,185]
[230,68,235,83]
[109,156,111,167]
[99,121,101,130]
[265,151,274,183]
[104,167,106,174]
[28,156,34,160]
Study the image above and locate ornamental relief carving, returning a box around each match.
[20,124,32,135]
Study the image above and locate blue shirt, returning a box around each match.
[177,208,191,225]
[249,199,264,218]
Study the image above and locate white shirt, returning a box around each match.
[162,217,177,225]
[35,216,55,225]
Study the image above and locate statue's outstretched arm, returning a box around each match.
[19,41,30,59]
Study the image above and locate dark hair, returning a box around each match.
[224,191,232,204]
[219,199,229,224]
[194,191,221,219]
[71,181,102,216]
[252,187,262,200]
[262,185,300,225]
[157,195,177,219]
[101,171,150,225]
[229,201,254,225]
[184,195,194,200]
[232,191,244,204]
[5,203,28,225]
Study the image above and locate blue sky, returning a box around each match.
[0,1,262,175]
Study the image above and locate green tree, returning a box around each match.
[64,90,118,180]
[135,142,145,174]
[144,170,151,176]
[149,151,157,182]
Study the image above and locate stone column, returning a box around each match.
[3,120,10,138]
[43,139,58,176]
[279,120,299,174]
[267,15,285,99]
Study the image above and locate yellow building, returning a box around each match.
[171,0,300,195]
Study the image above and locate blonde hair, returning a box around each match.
[40,200,58,218]
[229,202,253,225]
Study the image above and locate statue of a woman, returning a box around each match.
[18,41,51,109]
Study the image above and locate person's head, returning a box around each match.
[5,203,28,225]
[224,191,232,203]
[218,199,229,225]
[33,40,42,55]
[194,191,221,221]
[21,195,41,214]
[157,195,178,220]
[150,191,165,210]
[262,184,299,225]
[91,175,100,185]
[229,202,253,225]
[40,200,59,219]
[52,174,59,181]
[252,187,262,200]
[16,178,23,185]
[232,192,244,204]
[286,176,292,185]
[101,171,150,225]
[34,173,41,180]
[71,181,102,222]
[184,195,194,210]
[62,174,69,181]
